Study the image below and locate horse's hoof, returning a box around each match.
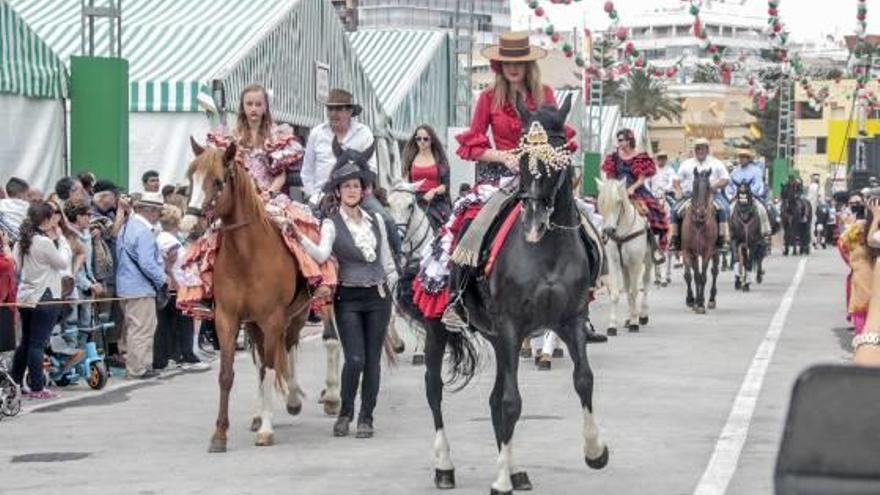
[585,445,610,470]
[286,402,302,416]
[552,348,564,358]
[323,399,341,417]
[250,417,262,432]
[606,327,618,337]
[638,316,649,326]
[393,341,405,354]
[708,301,716,310]
[628,325,639,333]
[434,469,456,489]
[511,471,533,491]
[255,432,274,447]
[318,389,327,404]
[411,353,425,366]
[520,347,532,359]
[686,300,694,308]
[742,284,750,293]
[536,356,551,371]
[661,281,669,288]
[695,307,706,315]
[490,489,513,495]
[208,437,227,453]
[734,278,741,290]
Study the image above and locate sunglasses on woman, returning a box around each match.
[415,136,431,143]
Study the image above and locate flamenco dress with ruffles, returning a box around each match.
[838,221,871,334]
[177,127,338,318]
[602,152,670,250]
[412,86,575,319]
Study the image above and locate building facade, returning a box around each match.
[354,0,509,46]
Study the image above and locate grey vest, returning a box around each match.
[332,213,386,287]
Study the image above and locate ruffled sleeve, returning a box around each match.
[631,153,657,179]
[456,89,493,161]
[266,132,305,176]
[601,153,619,178]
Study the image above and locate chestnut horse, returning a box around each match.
[184,139,311,452]
[681,170,720,313]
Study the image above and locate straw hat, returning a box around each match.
[735,147,755,158]
[480,31,547,63]
[655,151,668,159]
[134,191,164,209]
[693,138,710,147]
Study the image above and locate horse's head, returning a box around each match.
[736,180,753,206]
[181,137,237,233]
[516,93,573,243]
[331,137,376,187]
[386,179,429,255]
[595,177,630,237]
[690,169,713,225]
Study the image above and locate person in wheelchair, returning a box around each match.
[726,147,772,241]
[670,138,730,250]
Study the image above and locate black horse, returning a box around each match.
[781,180,812,256]
[730,180,765,291]
[813,200,835,249]
[400,94,607,494]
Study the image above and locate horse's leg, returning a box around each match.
[639,248,651,326]
[625,251,642,332]
[683,256,694,308]
[556,317,609,470]
[708,253,720,309]
[694,256,707,313]
[286,343,303,416]
[606,246,622,335]
[248,324,265,432]
[254,310,288,447]
[320,305,342,416]
[489,331,526,494]
[425,322,455,489]
[209,309,240,453]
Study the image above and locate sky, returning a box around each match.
[510,0,880,43]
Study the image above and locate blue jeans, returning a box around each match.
[12,290,60,392]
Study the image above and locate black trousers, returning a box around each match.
[11,290,60,392]
[335,285,392,423]
[153,294,198,369]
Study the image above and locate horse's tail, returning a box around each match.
[272,338,289,392]
[445,329,479,392]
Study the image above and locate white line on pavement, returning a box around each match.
[693,257,808,495]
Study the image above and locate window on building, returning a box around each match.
[817,137,827,154]
[798,102,823,120]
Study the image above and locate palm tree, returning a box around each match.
[693,64,721,84]
[607,70,683,122]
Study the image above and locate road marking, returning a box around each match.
[693,257,808,495]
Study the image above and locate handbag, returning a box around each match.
[120,226,170,309]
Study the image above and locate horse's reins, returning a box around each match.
[393,189,431,271]
[187,160,254,232]
[605,197,646,263]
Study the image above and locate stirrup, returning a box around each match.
[440,304,467,332]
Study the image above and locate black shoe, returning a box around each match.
[586,330,608,343]
[355,419,374,439]
[333,415,351,437]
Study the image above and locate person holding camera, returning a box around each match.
[10,201,72,399]
[116,192,169,379]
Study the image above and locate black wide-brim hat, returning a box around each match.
[323,162,373,193]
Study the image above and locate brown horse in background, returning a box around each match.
[183,139,311,452]
[681,170,720,314]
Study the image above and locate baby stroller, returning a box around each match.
[0,351,22,420]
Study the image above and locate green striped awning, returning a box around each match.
[350,29,451,140]
[0,0,66,98]
[8,0,292,111]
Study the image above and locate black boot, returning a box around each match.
[584,320,608,343]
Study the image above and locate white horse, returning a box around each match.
[385,180,435,362]
[596,179,652,335]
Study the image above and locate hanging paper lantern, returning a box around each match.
[758,95,767,111]
[528,0,539,9]
[689,3,700,16]
[604,1,614,13]
[667,67,677,78]
[609,10,618,20]
[544,25,555,35]
[616,26,628,41]
[551,33,561,43]
[535,6,545,16]
[625,42,635,54]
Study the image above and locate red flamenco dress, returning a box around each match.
[602,151,670,250]
[412,86,576,319]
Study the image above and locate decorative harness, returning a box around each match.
[187,157,257,232]
[605,197,647,260]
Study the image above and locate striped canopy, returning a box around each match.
[8,0,292,112]
[0,0,66,99]
[350,29,451,141]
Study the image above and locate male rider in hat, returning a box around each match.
[726,147,772,239]
[671,138,731,250]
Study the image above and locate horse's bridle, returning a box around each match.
[392,188,431,269]
[187,154,252,232]
[605,196,646,246]
[519,159,578,231]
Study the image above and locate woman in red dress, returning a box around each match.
[401,125,452,231]
[413,32,575,319]
[602,128,669,263]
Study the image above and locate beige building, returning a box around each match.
[650,83,755,162]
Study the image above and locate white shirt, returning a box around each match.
[13,234,72,304]
[301,121,378,197]
[648,165,678,197]
[807,182,820,205]
[299,208,397,288]
[677,155,730,195]
[0,198,29,236]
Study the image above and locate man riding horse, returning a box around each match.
[671,138,730,250]
[726,147,772,241]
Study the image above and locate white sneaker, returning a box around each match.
[181,361,211,372]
